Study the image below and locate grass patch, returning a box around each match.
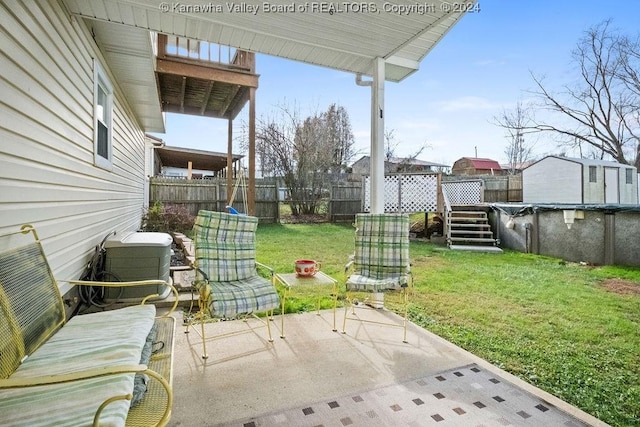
[255,223,640,427]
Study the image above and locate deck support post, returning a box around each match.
[248,86,256,216]
[226,117,233,204]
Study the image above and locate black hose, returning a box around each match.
[77,231,123,310]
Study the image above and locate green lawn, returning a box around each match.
[256,222,640,427]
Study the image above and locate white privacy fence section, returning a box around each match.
[441,180,484,205]
[363,174,439,213]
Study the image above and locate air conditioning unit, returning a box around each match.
[103,231,173,302]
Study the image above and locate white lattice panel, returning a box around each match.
[401,174,438,212]
[384,175,400,211]
[363,176,371,211]
[363,174,439,213]
[442,181,483,204]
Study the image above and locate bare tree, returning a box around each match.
[528,21,640,168]
[384,129,400,162]
[384,129,429,172]
[324,104,356,173]
[617,34,640,164]
[493,101,536,174]
[254,101,356,215]
[618,34,640,98]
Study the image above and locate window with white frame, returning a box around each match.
[94,60,113,169]
[588,166,597,183]
[626,168,633,184]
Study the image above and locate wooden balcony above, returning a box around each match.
[156,34,258,120]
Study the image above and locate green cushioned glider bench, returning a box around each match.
[0,225,177,427]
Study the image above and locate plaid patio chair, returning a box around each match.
[185,210,280,360]
[340,213,413,342]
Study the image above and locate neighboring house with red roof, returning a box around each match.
[452,157,504,176]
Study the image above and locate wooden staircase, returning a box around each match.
[446,208,503,253]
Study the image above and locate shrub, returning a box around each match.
[141,202,194,234]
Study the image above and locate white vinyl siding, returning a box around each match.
[0,0,147,294]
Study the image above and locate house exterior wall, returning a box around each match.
[523,157,582,203]
[350,156,394,176]
[351,156,371,176]
[352,156,446,176]
[0,0,147,294]
[144,137,162,178]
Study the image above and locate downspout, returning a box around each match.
[356,73,372,87]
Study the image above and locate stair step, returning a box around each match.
[450,230,494,236]
[450,215,487,220]
[451,210,487,215]
[449,216,488,222]
[447,207,498,247]
[450,237,498,244]
[449,245,504,253]
[450,223,491,228]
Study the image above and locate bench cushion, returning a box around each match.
[0,304,156,427]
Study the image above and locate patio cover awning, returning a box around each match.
[156,145,243,172]
[64,0,473,213]
[62,0,470,83]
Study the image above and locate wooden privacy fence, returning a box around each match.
[149,177,279,223]
[149,174,523,224]
[483,175,522,202]
[329,183,362,223]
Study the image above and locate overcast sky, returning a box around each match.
[150,0,640,167]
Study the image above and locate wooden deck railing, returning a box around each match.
[156,34,254,72]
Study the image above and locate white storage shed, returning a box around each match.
[523,156,638,204]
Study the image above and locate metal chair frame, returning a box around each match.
[340,213,413,343]
[184,211,280,360]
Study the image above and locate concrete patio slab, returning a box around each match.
[166,308,606,427]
